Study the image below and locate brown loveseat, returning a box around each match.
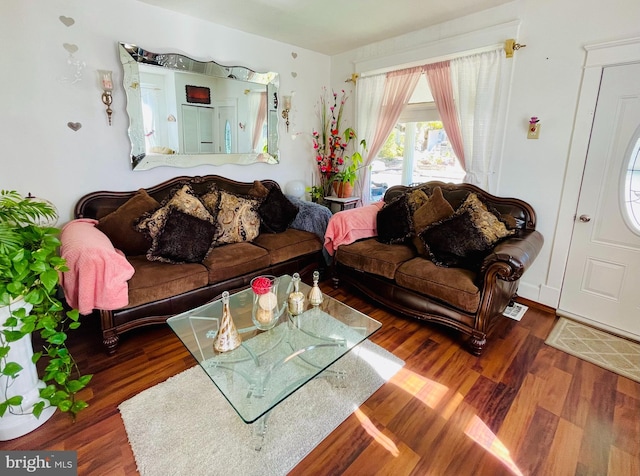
[331,181,543,355]
[66,175,329,354]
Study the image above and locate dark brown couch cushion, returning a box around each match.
[96,189,159,255]
[253,229,322,265]
[125,256,209,309]
[395,257,480,313]
[201,242,271,284]
[336,238,416,280]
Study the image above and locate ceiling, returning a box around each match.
[138,0,513,55]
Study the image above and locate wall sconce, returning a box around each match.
[281,95,292,132]
[98,70,113,125]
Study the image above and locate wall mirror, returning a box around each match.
[119,42,280,170]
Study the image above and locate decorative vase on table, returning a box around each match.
[308,270,324,307]
[213,291,241,353]
[251,276,283,330]
[287,273,305,318]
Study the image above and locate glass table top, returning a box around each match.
[167,274,382,423]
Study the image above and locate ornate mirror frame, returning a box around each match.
[119,43,280,171]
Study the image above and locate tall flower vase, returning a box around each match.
[0,298,56,441]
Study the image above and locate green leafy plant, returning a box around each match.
[305,185,325,202]
[333,138,367,186]
[0,190,91,420]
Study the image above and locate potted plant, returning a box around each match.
[0,191,91,440]
[305,185,325,203]
[312,89,365,199]
[332,136,367,198]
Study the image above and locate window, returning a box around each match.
[623,135,640,232]
[369,75,464,202]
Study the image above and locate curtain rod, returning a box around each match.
[351,39,526,83]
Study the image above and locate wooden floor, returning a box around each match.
[2,281,639,476]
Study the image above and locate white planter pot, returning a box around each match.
[0,297,56,441]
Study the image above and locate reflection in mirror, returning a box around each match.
[119,43,280,170]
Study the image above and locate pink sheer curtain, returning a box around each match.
[366,67,423,163]
[357,66,422,202]
[423,61,466,172]
[252,92,267,151]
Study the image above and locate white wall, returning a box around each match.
[0,0,329,221]
[3,0,640,308]
[330,0,640,305]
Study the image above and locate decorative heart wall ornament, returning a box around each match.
[291,52,298,59]
[63,43,78,54]
[67,122,82,131]
[291,72,297,78]
[59,16,75,27]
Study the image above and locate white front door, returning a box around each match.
[558,62,640,340]
[217,105,237,154]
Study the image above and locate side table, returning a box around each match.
[324,196,360,212]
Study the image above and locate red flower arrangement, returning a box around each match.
[311,88,363,198]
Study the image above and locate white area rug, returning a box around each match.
[119,340,404,476]
[546,317,640,383]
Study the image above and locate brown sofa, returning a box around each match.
[332,181,543,355]
[68,175,328,354]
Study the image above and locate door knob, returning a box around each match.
[579,214,591,222]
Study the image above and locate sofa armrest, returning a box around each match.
[480,230,544,281]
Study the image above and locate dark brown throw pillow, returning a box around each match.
[96,189,160,255]
[259,186,299,233]
[376,193,413,244]
[419,210,495,269]
[146,207,217,264]
[411,187,455,254]
[247,180,270,199]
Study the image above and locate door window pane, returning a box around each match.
[623,136,640,232]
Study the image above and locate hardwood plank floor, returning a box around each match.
[2,281,639,476]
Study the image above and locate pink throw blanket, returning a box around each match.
[324,201,385,255]
[59,219,135,315]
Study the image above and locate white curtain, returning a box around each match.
[450,48,506,191]
[356,74,386,204]
[249,92,267,152]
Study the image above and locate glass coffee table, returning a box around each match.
[167,274,381,449]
